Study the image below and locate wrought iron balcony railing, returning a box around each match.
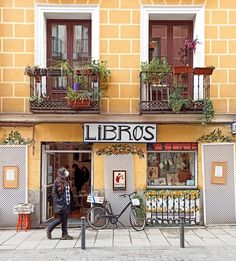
[27,68,100,114]
[140,68,212,114]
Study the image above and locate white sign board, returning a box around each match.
[232,122,236,134]
[84,123,157,143]
[6,169,15,181]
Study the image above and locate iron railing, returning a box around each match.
[140,69,211,113]
[146,190,200,226]
[27,68,100,114]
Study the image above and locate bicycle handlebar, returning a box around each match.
[119,191,137,198]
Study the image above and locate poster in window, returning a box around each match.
[211,162,227,184]
[147,167,159,180]
[3,166,19,189]
[113,170,126,191]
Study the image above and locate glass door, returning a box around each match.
[42,151,56,222]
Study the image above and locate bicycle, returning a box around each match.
[86,191,146,231]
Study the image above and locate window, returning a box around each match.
[147,143,197,188]
[149,21,193,98]
[149,21,193,66]
[46,20,91,97]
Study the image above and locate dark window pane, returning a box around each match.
[73,25,89,67]
[51,24,67,60]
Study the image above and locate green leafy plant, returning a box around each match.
[48,59,73,76]
[141,57,171,84]
[74,74,89,89]
[74,59,111,92]
[96,144,145,159]
[90,89,105,100]
[24,65,47,77]
[65,88,91,102]
[169,87,188,113]
[0,131,33,145]
[197,128,233,143]
[90,60,111,81]
[199,98,215,124]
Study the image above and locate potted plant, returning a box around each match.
[24,65,47,83]
[89,60,111,81]
[74,60,111,94]
[169,86,189,113]
[47,59,73,76]
[65,88,91,109]
[141,57,171,84]
[73,74,89,91]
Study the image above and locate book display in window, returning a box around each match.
[147,150,196,187]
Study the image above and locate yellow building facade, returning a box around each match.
[0,0,236,227]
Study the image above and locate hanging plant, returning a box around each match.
[199,98,215,124]
[197,128,233,143]
[0,131,33,145]
[96,144,145,159]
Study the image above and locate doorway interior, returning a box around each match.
[41,142,93,224]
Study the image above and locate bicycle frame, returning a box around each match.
[87,191,145,230]
[102,196,135,226]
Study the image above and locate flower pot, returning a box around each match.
[73,82,81,91]
[173,66,193,75]
[75,69,93,75]
[149,42,156,49]
[67,99,91,109]
[193,67,215,75]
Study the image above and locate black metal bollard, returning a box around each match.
[81,216,86,250]
[180,215,185,248]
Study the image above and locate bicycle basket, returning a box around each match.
[131,198,140,206]
[87,195,104,204]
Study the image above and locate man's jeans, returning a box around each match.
[48,206,69,236]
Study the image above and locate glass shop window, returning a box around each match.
[147,149,197,188]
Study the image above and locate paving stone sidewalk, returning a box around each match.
[0,226,236,250]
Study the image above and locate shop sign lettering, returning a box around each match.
[84,123,157,143]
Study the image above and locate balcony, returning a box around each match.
[27,68,100,114]
[140,67,212,114]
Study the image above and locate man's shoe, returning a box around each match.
[46,229,52,239]
[61,234,73,240]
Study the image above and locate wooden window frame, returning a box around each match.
[149,20,193,65]
[46,19,91,97]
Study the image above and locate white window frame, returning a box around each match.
[140,6,205,100]
[147,150,198,190]
[35,4,99,68]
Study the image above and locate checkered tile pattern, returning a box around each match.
[104,155,135,226]
[0,146,27,227]
[202,143,235,225]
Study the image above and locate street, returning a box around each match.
[0,226,236,260]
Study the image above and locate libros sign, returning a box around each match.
[84,123,157,143]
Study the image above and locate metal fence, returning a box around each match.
[145,190,200,226]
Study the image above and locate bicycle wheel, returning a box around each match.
[130,206,146,231]
[86,206,109,229]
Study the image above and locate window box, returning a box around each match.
[67,99,91,109]
[173,66,193,75]
[193,67,215,75]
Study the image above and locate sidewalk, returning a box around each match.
[1,225,236,250]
